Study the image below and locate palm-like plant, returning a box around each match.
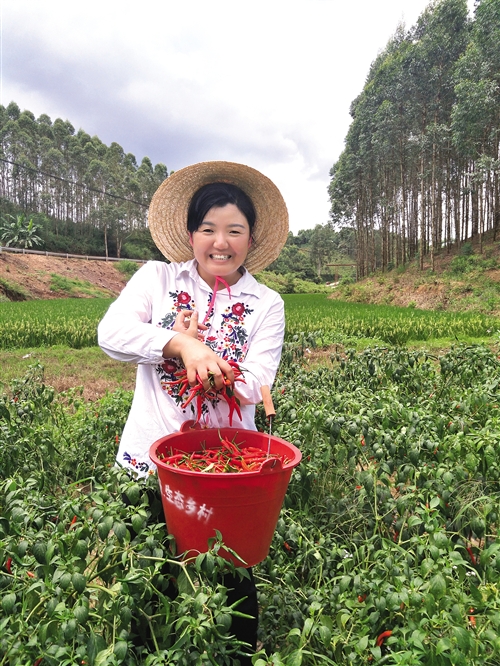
[0,214,43,249]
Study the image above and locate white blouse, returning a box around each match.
[97,259,285,477]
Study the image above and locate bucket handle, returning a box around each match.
[179,420,202,433]
[259,457,283,474]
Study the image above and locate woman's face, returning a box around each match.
[191,203,251,288]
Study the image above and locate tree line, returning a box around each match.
[329,0,500,278]
[0,102,167,258]
[0,100,358,278]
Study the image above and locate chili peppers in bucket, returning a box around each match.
[158,433,290,473]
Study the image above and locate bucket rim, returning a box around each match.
[149,427,302,478]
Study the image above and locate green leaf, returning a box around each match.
[95,646,114,665]
[357,635,369,651]
[469,582,482,602]
[302,617,314,638]
[410,629,426,649]
[436,637,452,655]
[339,575,352,592]
[429,573,446,599]
[288,649,303,666]
[452,626,470,650]
[319,624,331,647]
[72,572,86,594]
[176,568,193,596]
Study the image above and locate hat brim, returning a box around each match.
[148,161,289,274]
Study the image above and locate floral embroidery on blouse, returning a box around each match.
[154,290,253,420]
[158,290,195,329]
[122,451,152,474]
[205,301,253,360]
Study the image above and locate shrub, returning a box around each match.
[460,241,474,256]
[116,260,141,279]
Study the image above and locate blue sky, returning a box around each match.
[1,0,476,233]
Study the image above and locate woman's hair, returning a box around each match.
[187,182,256,235]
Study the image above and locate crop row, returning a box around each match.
[283,295,500,345]
[0,299,110,349]
[2,343,500,664]
[1,295,499,350]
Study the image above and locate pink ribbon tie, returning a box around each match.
[202,275,232,326]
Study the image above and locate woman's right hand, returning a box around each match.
[162,326,234,391]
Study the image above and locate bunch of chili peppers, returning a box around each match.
[158,434,289,473]
[167,359,245,426]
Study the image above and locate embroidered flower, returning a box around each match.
[177,291,191,305]
[162,360,178,374]
[232,302,245,317]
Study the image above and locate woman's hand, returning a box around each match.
[162,332,234,391]
[172,310,207,341]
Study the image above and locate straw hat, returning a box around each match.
[148,161,289,274]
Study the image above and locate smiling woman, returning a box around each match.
[97,160,289,662]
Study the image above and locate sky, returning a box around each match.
[0,0,476,234]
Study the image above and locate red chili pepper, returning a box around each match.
[169,363,246,425]
[27,571,35,578]
[376,630,392,647]
[466,546,477,566]
[33,659,43,666]
[196,393,204,422]
[5,557,12,574]
[69,515,78,529]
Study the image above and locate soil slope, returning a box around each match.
[0,251,130,300]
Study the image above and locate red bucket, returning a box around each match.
[149,425,302,567]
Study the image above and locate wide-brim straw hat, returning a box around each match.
[148,161,289,274]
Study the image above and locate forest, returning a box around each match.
[328,0,500,278]
[0,102,358,282]
[2,0,500,284]
[0,103,168,259]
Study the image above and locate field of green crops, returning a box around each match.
[0,295,498,350]
[283,295,500,346]
[2,296,500,665]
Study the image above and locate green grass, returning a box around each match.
[49,273,113,297]
[0,345,136,395]
[116,259,140,279]
[0,275,33,301]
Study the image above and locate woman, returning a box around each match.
[98,161,289,661]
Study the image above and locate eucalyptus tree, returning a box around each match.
[329,0,471,277]
[404,0,469,268]
[452,0,500,245]
[0,102,168,257]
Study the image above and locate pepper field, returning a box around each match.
[1,296,500,665]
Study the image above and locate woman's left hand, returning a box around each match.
[172,310,207,341]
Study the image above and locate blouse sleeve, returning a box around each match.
[97,262,178,365]
[234,290,285,406]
